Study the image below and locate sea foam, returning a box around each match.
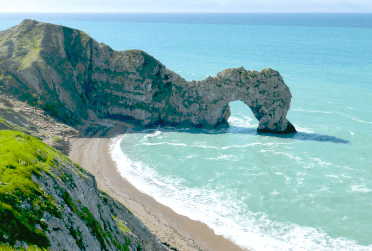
[110,134,372,251]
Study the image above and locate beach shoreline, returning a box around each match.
[68,122,248,251]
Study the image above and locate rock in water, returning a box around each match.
[0,19,296,134]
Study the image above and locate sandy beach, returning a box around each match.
[68,122,248,251]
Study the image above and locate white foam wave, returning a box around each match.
[270,190,280,196]
[184,154,198,159]
[141,140,289,150]
[110,135,372,251]
[142,130,162,141]
[311,158,333,167]
[352,118,372,124]
[272,151,303,163]
[316,186,330,192]
[340,173,351,179]
[228,114,255,128]
[294,126,314,133]
[142,142,188,147]
[292,109,333,114]
[205,155,239,161]
[351,185,372,193]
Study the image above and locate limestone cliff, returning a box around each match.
[0,130,167,251]
[0,19,295,133]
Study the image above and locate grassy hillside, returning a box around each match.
[0,130,69,249]
[0,128,166,251]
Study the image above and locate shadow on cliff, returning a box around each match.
[125,125,350,144]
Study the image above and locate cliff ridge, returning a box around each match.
[0,19,295,133]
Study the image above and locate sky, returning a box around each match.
[0,0,371,13]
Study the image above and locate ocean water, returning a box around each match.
[2,13,372,251]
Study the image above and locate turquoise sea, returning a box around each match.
[1,13,372,251]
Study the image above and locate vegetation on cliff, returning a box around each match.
[0,130,64,248]
[0,19,295,133]
[0,129,166,250]
[0,17,297,250]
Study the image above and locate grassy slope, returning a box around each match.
[0,20,166,251]
[0,129,141,251]
[0,130,70,249]
[0,244,47,251]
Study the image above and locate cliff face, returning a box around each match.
[0,130,166,251]
[0,19,295,133]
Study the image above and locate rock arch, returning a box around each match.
[0,19,296,134]
[159,67,296,133]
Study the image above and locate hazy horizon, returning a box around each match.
[1,0,372,13]
[1,11,372,13]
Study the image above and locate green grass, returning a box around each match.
[18,48,41,71]
[0,243,49,250]
[80,207,107,250]
[0,33,11,48]
[0,74,12,81]
[80,31,90,41]
[0,130,66,248]
[52,136,63,143]
[112,215,131,234]
[6,25,44,71]
[0,21,44,71]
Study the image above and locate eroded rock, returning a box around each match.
[0,19,296,133]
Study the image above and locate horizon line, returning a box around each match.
[1,12,372,14]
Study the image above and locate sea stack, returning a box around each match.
[0,19,296,133]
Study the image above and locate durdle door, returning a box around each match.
[0,19,296,134]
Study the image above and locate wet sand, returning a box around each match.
[69,123,248,251]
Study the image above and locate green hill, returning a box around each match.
[0,130,166,251]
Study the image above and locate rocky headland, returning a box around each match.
[0,19,295,133]
[0,94,242,251]
[0,19,297,251]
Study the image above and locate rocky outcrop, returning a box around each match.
[0,130,167,250]
[0,93,81,155]
[0,19,295,133]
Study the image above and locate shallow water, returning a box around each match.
[113,97,372,250]
[2,13,372,250]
